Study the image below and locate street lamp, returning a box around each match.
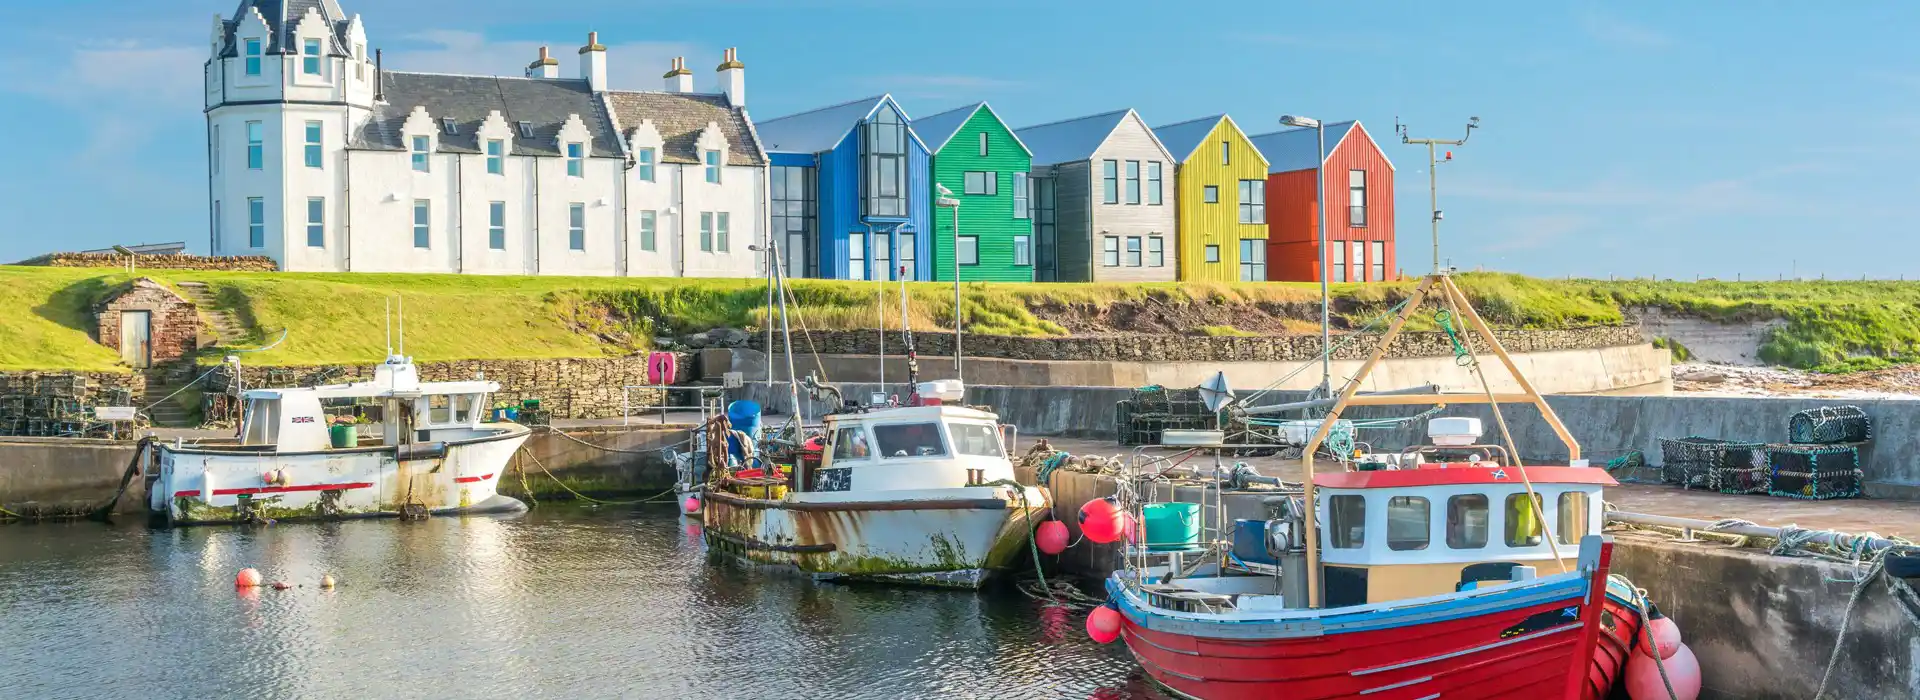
[1279,114,1330,396]
[935,184,964,383]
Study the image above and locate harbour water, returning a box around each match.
[0,506,1167,699]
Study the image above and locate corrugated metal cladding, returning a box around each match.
[1166,117,1269,283]
[929,107,1035,282]
[1263,123,1395,282]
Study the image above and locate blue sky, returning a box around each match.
[1,1,1914,279]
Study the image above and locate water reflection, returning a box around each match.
[0,508,1166,699]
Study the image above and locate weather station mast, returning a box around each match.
[1396,116,1479,273]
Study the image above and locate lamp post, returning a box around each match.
[936,184,963,383]
[1279,115,1329,394]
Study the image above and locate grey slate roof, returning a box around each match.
[1014,109,1132,166]
[221,0,353,58]
[1247,120,1359,173]
[754,95,891,154]
[604,91,764,166]
[350,72,623,158]
[1151,115,1226,163]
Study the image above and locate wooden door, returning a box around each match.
[119,311,151,368]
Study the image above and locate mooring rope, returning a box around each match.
[513,447,680,506]
[1609,574,1680,700]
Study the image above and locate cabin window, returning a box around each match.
[242,398,281,445]
[1329,495,1366,548]
[829,427,871,461]
[1446,494,1490,549]
[1505,493,1544,547]
[951,424,1004,457]
[453,395,477,424]
[1386,496,1430,551]
[1557,492,1591,545]
[428,395,452,424]
[873,423,946,458]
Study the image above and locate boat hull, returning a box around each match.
[149,429,529,526]
[701,486,1049,588]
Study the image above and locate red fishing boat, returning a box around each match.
[1100,274,1654,699]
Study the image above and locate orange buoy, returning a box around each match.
[235,568,262,587]
[1079,499,1124,544]
[1086,605,1122,644]
[1036,520,1069,555]
[1625,643,1701,700]
[1635,611,1683,660]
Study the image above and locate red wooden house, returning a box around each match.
[1248,120,1396,282]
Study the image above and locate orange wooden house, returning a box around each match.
[1248,120,1396,283]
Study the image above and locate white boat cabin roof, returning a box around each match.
[241,356,498,401]
[824,404,999,425]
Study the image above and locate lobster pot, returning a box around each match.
[1658,437,1764,491]
[1116,387,1215,447]
[1767,445,1863,500]
[1788,406,1872,445]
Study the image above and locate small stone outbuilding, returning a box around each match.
[95,279,198,369]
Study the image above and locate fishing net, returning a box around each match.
[1788,406,1872,445]
[1767,444,1864,500]
[1658,437,1765,492]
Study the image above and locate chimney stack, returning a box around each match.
[714,47,745,107]
[663,57,694,93]
[526,46,560,79]
[579,31,607,92]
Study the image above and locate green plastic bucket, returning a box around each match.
[329,424,357,449]
[1142,502,1200,551]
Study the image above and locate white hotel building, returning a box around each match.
[204,0,768,276]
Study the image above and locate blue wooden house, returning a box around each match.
[755,94,932,281]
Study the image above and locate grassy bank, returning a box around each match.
[1,265,1910,372]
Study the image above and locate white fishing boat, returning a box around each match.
[148,353,529,526]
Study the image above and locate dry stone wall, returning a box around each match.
[211,354,696,420]
[18,253,278,272]
[756,326,1643,362]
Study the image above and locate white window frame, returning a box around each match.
[568,202,586,251]
[1352,240,1367,282]
[716,212,731,252]
[306,197,325,248]
[640,210,657,251]
[704,150,722,183]
[957,235,979,266]
[244,39,262,76]
[486,140,504,175]
[566,143,584,178]
[411,136,430,173]
[247,197,265,249]
[302,38,322,76]
[413,200,431,249]
[246,121,263,170]
[488,201,506,250]
[1012,234,1031,266]
[1012,172,1030,219]
[637,147,655,182]
[700,212,715,252]
[304,121,323,169]
[849,234,868,280]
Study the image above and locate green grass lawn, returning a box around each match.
[2,265,1912,372]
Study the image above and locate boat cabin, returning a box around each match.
[805,405,1013,493]
[237,356,500,452]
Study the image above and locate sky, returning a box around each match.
[2,1,1916,279]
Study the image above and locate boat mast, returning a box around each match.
[768,239,804,428]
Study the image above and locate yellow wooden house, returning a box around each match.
[1151,115,1271,282]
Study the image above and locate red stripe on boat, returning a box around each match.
[453,474,495,484]
[172,482,374,498]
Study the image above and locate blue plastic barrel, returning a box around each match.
[726,400,762,461]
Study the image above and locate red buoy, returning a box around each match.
[234,568,262,588]
[1086,605,1122,644]
[1036,520,1069,555]
[1636,614,1683,660]
[1079,499,1124,544]
[1625,643,1701,700]
[682,495,702,514]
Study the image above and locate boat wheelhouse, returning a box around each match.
[149,355,530,525]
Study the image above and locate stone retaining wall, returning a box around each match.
[210,355,694,420]
[17,253,278,272]
[752,326,1642,362]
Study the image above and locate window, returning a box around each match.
[411,135,429,172]
[1331,241,1346,282]
[566,143,584,177]
[978,131,990,157]
[1147,236,1164,267]
[305,197,325,248]
[700,212,714,252]
[1033,177,1056,280]
[212,200,222,253]
[1101,160,1119,204]
[849,234,867,281]
[963,171,995,196]
[246,121,263,170]
[1447,495,1490,549]
[1557,492,1591,546]
[1012,172,1030,219]
[953,423,1004,457]
[211,125,220,174]
[354,43,366,80]
[1125,236,1142,267]
[302,39,321,76]
[1349,170,1368,227]
[636,147,655,182]
[832,426,872,461]
[715,212,731,252]
[488,202,506,250]
[1204,244,1220,263]
[1239,240,1266,281]
[957,236,979,265]
[1012,235,1031,266]
[412,200,431,248]
[639,210,656,252]
[1505,493,1544,547]
[897,236,916,280]
[1238,179,1265,224]
[568,203,586,251]
[1330,495,1366,548]
[873,232,892,281]
[439,117,457,135]
[1352,241,1367,282]
[1221,140,1231,165]
[863,109,909,217]
[244,39,262,76]
[1102,236,1120,266]
[873,423,947,458]
[486,140,504,175]
[1124,160,1141,204]
[1371,241,1386,283]
[247,198,264,248]
[304,121,323,169]
[1387,496,1430,551]
[1146,162,1163,205]
[516,121,535,139]
[1203,185,1218,203]
[771,166,816,278]
[704,149,721,183]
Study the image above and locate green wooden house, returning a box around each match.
[914,102,1035,282]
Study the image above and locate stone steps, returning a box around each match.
[175,281,249,347]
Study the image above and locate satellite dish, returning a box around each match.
[1197,371,1234,412]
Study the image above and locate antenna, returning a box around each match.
[385,297,393,357]
[1400,116,1483,274]
[397,296,405,357]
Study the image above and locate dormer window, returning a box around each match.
[566,143,584,177]
[636,148,655,182]
[440,117,458,135]
[703,150,721,183]
[244,39,262,76]
[516,121,535,139]
[302,39,321,76]
[486,140,504,175]
[411,136,430,172]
